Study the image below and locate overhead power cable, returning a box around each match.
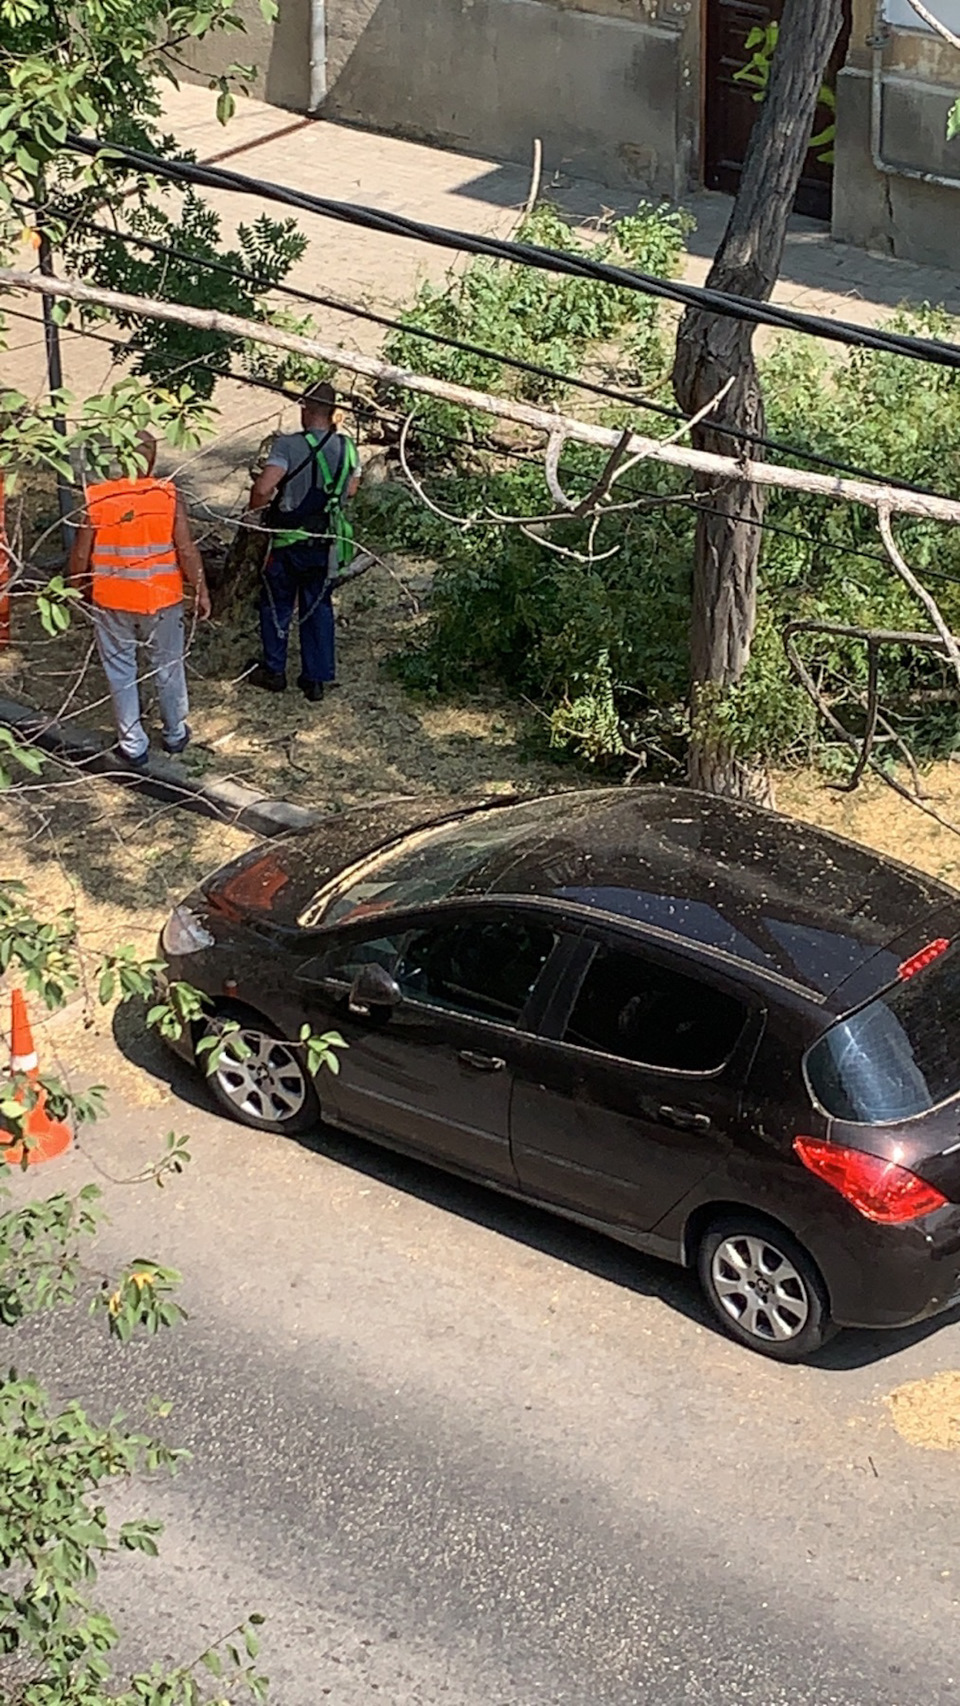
[59,215,942,500]
[65,132,960,373]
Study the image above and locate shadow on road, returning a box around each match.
[114,998,960,1374]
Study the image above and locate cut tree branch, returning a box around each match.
[877,499,960,689]
[784,618,960,833]
[5,267,960,525]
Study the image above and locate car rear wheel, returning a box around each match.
[697,1214,836,1362]
[201,1015,320,1136]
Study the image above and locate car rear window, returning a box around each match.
[806,947,960,1123]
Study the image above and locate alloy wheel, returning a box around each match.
[213,1026,308,1126]
[710,1232,811,1344]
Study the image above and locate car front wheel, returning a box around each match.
[201,1015,320,1136]
[697,1214,836,1362]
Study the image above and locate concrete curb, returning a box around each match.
[0,696,323,839]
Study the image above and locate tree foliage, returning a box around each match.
[0,730,341,1703]
[382,202,690,450]
[363,235,960,778]
[0,0,313,418]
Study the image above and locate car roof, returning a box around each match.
[451,787,957,1000]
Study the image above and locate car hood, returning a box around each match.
[199,794,519,930]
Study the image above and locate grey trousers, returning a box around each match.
[93,602,189,760]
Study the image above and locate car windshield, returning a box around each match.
[297,801,567,929]
[805,945,960,1124]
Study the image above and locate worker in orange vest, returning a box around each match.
[69,432,210,766]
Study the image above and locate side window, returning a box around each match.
[396,917,556,1025]
[564,947,747,1072]
[296,933,405,986]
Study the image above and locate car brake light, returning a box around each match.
[794,1136,948,1224]
[898,938,949,980]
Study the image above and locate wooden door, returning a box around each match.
[703,0,852,220]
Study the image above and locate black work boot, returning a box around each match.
[247,661,287,693]
[297,674,324,703]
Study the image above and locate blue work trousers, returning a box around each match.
[259,545,335,685]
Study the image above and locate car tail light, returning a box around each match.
[898,938,949,980]
[794,1136,948,1224]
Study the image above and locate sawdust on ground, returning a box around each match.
[0,555,575,1094]
[0,555,572,808]
[0,782,253,1107]
[885,1372,960,1451]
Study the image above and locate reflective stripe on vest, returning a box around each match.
[87,477,182,614]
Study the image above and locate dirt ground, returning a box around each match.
[0,552,571,808]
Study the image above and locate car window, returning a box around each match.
[396,918,557,1025]
[806,945,960,1123]
[564,946,747,1072]
[296,933,406,986]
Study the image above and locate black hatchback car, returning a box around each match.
[160,787,960,1361]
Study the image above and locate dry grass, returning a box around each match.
[0,552,572,806]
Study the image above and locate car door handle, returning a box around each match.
[658,1104,711,1132]
[458,1049,506,1072]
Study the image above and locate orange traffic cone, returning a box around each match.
[3,990,72,1166]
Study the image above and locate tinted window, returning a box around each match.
[396,918,556,1025]
[806,947,960,1123]
[564,947,747,1072]
[297,933,405,985]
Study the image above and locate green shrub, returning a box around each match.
[374,233,960,774]
[381,201,691,449]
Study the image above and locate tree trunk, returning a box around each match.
[673,0,844,801]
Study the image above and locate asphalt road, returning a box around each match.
[11,1027,960,1705]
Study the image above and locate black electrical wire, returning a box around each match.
[65,132,960,374]
[57,213,944,501]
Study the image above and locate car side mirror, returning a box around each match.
[348,962,402,1016]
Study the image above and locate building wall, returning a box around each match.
[323,0,698,198]
[178,0,701,200]
[177,0,311,111]
[180,0,960,275]
[832,0,960,268]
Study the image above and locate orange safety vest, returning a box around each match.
[86,477,182,615]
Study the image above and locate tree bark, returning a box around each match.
[673,0,844,801]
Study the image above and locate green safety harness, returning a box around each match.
[270,428,359,561]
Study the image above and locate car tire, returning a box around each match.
[697,1213,837,1362]
[200,1012,321,1136]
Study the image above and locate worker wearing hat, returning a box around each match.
[246,381,360,701]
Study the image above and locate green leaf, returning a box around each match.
[215,89,235,126]
[949,96,960,143]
